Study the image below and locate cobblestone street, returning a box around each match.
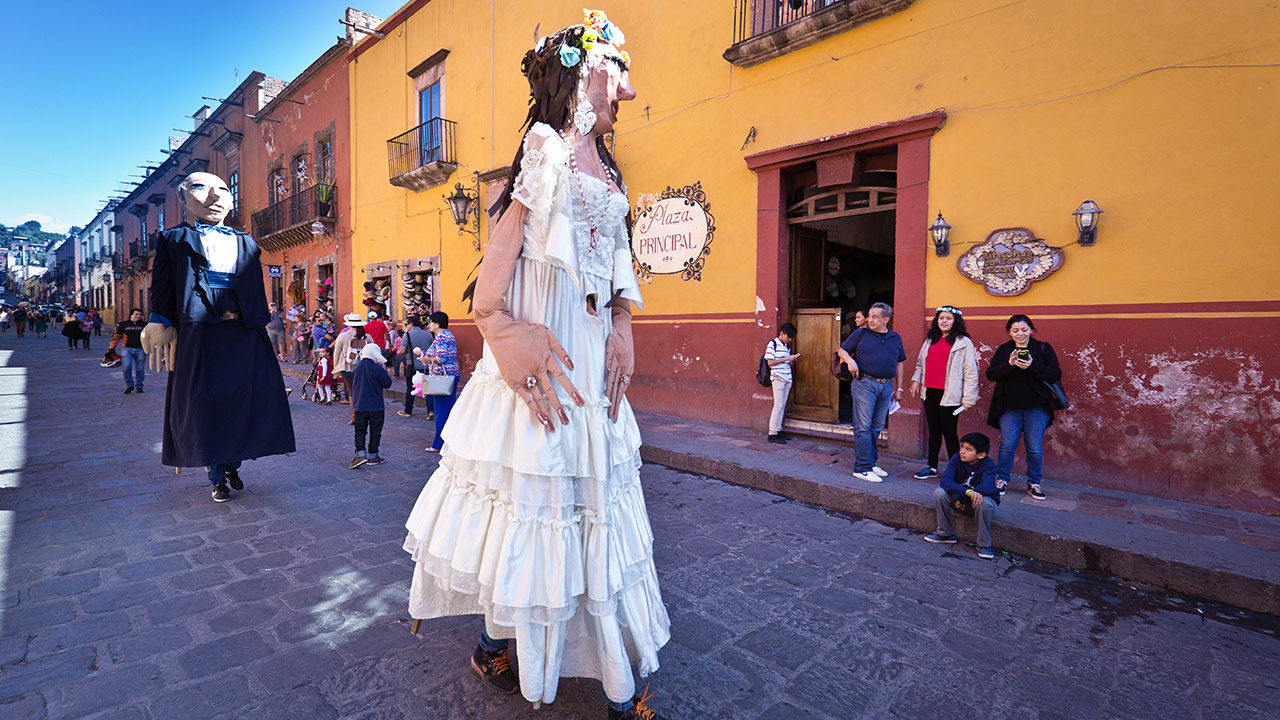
[1,334,1278,719]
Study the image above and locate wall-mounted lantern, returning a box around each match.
[445,177,481,251]
[1072,200,1103,246]
[928,212,952,257]
[310,219,325,236]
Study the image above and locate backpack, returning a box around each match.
[756,351,773,388]
[345,335,366,368]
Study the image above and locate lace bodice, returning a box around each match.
[511,123,632,284]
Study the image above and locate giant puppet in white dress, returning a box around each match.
[402,11,670,718]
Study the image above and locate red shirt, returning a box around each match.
[364,319,389,348]
[924,338,952,390]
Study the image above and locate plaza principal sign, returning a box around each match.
[957,227,1064,296]
[632,182,715,283]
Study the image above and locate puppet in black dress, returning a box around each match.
[142,172,295,502]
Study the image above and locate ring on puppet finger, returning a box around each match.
[621,374,631,385]
[524,376,538,390]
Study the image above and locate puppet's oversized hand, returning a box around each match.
[483,321,583,433]
[604,316,635,423]
[141,322,177,372]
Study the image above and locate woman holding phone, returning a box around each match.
[985,314,1061,500]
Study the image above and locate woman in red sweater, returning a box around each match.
[908,306,980,479]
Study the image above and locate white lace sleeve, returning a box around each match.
[510,123,563,235]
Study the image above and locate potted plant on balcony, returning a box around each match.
[315,181,336,217]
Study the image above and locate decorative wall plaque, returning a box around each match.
[957,227,1063,296]
[632,182,715,283]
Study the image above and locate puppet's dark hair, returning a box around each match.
[492,25,623,218]
[467,26,630,309]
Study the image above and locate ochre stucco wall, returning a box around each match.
[347,0,1280,512]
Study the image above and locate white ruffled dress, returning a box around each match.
[403,122,670,706]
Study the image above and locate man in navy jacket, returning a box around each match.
[142,172,296,502]
[924,432,1001,558]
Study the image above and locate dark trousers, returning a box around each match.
[403,369,418,414]
[207,461,241,487]
[354,410,385,456]
[923,388,960,468]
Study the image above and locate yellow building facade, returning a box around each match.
[347,0,1279,512]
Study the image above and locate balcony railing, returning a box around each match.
[387,117,458,192]
[251,182,339,251]
[727,0,911,67]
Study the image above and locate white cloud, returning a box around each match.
[5,213,71,234]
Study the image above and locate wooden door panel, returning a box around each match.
[788,308,841,423]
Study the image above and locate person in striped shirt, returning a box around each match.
[766,322,800,443]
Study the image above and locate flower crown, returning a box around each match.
[936,305,963,316]
[559,8,629,69]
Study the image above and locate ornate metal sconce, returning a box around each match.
[1072,200,1103,246]
[445,176,481,251]
[928,211,952,257]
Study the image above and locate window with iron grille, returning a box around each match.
[292,153,311,195]
[269,167,287,204]
[229,169,240,216]
[317,139,334,184]
[419,81,442,164]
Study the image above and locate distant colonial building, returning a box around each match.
[77,205,117,321]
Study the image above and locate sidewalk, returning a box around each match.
[634,411,1280,616]
[279,364,1280,615]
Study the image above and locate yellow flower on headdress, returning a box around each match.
[584,9,609,30]
[619,50,631,67]
[581,28,597,50]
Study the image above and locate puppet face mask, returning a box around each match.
[582,47,635,135]
[181,172,233,225]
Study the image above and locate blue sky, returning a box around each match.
[0,0,404,235]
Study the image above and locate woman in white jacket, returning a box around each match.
[908,306,979,479]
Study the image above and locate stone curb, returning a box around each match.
[639,431,1280,617]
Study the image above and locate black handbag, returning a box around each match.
[1040,379,1070,411]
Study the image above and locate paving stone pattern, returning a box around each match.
[1,336,1278,719]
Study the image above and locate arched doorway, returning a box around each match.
[745,111,945,454]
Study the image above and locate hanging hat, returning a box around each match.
[343,312,366,327]
[367,311,379,319]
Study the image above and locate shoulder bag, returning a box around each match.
[1039,379,1070,411]
[423,373,457,396]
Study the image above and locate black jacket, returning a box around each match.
[985,338,1062,429]
[149,225,270,328]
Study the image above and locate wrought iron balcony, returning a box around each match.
[387,117,458,192]
[726,0,912,67]
[251,182,339,252]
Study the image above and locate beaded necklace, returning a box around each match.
[559,130,618,252]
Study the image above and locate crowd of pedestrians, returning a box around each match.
[764,303,1065,560]
[1,302,98,344]
[272,307,458,464]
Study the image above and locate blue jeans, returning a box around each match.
[121,347,146,389]
[997,407,1050,487]
[430,386,457,451]
[851,377,894,472]
[207,461,241,487]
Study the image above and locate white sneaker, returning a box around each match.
[871,466,888,477]
[853,470,883,483]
